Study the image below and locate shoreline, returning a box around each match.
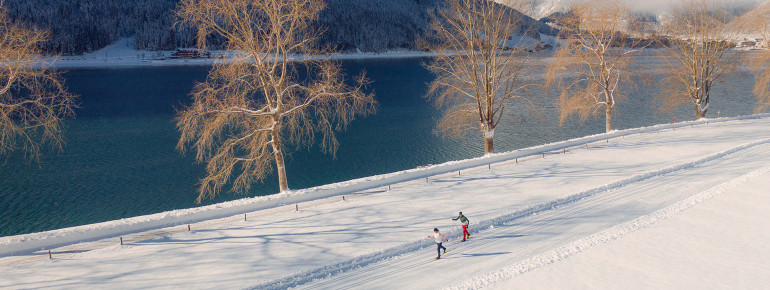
[41,35,769,70]
[49,49,439,69]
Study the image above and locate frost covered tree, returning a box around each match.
[175,0,377,202]
[657,0,738,120]
[740,3,770,112]
[545,0,647,133]
[0,2,76,159]
[425,0,537,155]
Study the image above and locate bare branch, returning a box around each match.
[0,4,77,160]
[656,0,738,119]
[544,0,647,132]
[425,0,538,154]
[176,0,377,202]
[739,3,770,112]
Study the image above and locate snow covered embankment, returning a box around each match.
[1,114,766,258]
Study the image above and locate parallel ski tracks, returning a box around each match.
[253,139,770,290]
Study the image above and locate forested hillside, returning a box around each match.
[3,0,184,54]
[318,0,439,52]
[4,0,555,55]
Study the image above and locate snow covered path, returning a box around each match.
[501,166,770,290]
[1,116,769,289]
[274,137,770,289]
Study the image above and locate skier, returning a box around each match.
[452,211,470,241]
[428,228,448,259]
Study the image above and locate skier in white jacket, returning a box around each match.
[428,228,448,259]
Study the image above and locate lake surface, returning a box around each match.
[0,56,759,237]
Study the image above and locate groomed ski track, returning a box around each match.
[256,136,770,289]
[2,116,769,289]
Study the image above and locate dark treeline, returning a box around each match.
[318,0,556,52]
[3,0,185,54]
[318,0,439,52]
[4,0,555,55]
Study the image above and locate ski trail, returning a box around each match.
[250,139,770,289]
[306,142,770,289]
[454,165,770,289]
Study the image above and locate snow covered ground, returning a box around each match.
[48,36,557,69]
[496,168,770,289]
[48,38,436,69]
[1,115,769,289]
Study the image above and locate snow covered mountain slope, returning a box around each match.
[536,0,570,19]
[1,115,769,289]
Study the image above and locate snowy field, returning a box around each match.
[1,115,769,289]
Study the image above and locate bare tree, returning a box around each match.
[740,3,770,112]
[657,0,737,119]
[425,0,536,155]
[176,0,377,202]
[0,2,76,159]
[545,0,647,133]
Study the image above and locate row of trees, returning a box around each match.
[426,0,763,156]
[545,0,753,132]
[164,0,770,201]
[2,0,770,203]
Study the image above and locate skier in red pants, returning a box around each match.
[452,211,470,241]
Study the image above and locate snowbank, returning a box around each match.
[2,114,765,258]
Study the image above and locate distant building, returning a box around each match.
[738,40,757,48]
[757,38,769,48]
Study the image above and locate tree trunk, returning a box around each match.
[484,136,494,154]
[696,89,709,120]
[271,133,289,192]
[605,103,613,132]
[695,105,707,120]
[483,127,494,154]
